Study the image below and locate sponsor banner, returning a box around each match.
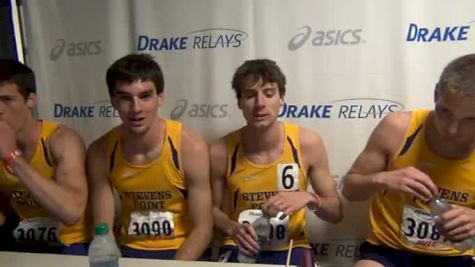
[137,28,248,52]
[21,0,475,265]
[279,98,405,120]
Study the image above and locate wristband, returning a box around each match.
[2,149,22,166]
[306,192,320,212]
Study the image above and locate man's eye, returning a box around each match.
[0,97,14,103]
[118,95,130,101]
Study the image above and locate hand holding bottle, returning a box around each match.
[429,197,475,252]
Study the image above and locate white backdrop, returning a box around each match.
[21,1,475,266]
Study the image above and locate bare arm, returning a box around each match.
[263,128,343,223]
[210,138,238,236]
[174,127,213,260]
[302,128,343,223]
[86,137,115,236]
[210,137,259,256]
[342,111,438,202]
[8,126,87,225]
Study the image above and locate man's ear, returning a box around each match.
[157,92,165,107]
[26,93,36,109]
[434,83,440,103]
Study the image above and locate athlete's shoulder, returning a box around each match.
[47,122,85,153]
[180,123,207,152]
[378,110,412,132]
[86,127,119,161]
[296,125,324,150]
[209,136,228,162]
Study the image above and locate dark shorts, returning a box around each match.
[219,245,315,265]
[12,242,89,255]
[120,246,211,261]
[0,212,19,251]
[359,241,473,267]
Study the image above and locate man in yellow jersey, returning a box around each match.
[342,54,475,267]
[210,59,343,265]
[0,59,88,254]
[87,54,213,260]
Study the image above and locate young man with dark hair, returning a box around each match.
[87,54,213,260]
[211,59,343,265]
[0,59,88,254]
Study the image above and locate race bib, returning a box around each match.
[238,209,290,248]
[277,163,299,191]
[128,211,175,238]
[400,205,452,250]
[13,217,61,245]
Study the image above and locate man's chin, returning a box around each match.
[127,125,148,135]
[249,120,272,129]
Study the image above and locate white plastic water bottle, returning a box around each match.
[88,223,120,267]
[237,209,272,263]
[429,197,475,252]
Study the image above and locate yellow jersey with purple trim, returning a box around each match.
[368,109,475,256]
[106,119,190,250]
[223,122,310,251]
[0,120,87,245]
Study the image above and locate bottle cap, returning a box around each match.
[428,197,452,215]
[95,223,110,235]
[261,207,276,218]
[261,208,288,220]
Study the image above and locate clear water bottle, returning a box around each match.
[429,197,475,252]
[237,209,272,263]
[88,223,120,267]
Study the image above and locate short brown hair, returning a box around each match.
[231,59,286,98]
[437,54,475,97]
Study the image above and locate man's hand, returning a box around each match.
[375,167,438,202]
[231,223,259,256]
[263,191,319,217]
[437,205,475,243]
[0,121,17,158]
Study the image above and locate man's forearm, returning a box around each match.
[342,173,384,201]
[315,196,343,223]
[10,158,85,225]
[174,224,212,260]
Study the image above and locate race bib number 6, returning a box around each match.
[277,163,299,191]
[13,217,61,244]
[128,211,175,238]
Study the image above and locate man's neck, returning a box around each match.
[241,121,283,154]
[120,118,165,156]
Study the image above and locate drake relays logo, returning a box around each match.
[137,28,248,51]
[279,98,404,119]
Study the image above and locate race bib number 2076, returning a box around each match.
[13,217,61,244]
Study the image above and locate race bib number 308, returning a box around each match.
[13,217,61,245]
[400,205,452,250]
[128,211,175,238]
